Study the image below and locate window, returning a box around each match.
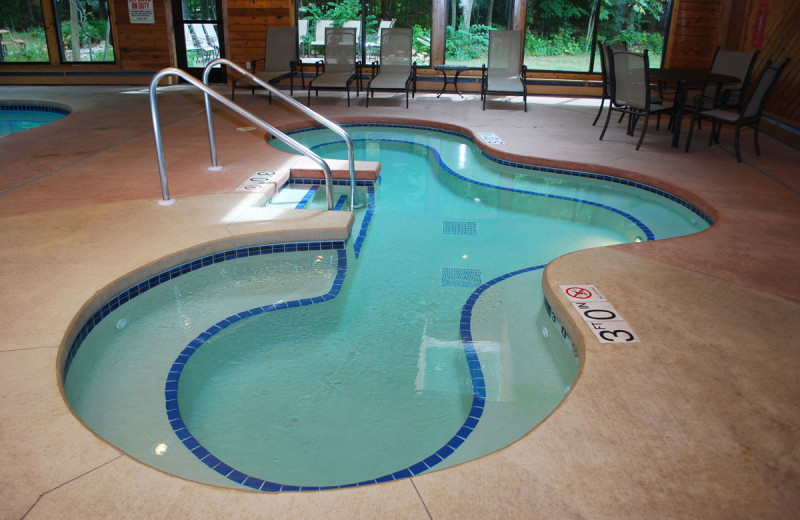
[298,0,431,66]
[0,0,50,63]
[53,0,114,63]
[525,0,670,72]
[445,0,513,65]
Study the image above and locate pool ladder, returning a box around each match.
[149,59,356,210]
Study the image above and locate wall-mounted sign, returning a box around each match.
[128,0,155,24]
[751,0,769,50]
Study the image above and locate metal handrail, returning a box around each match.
[148,67,334,209]
[202,58,358,210]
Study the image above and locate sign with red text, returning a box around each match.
[128,0,154,24]
[559,285,640,344]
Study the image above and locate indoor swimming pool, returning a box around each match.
[63,125,710,492]
[0,103,69,136]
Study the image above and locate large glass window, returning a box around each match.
[525,0,669,72]
[0,0,50,63]
[298,0,431,66]
[445,0,513,65]
[53,0,114,62]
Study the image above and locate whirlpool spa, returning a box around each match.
[63,125,710,492]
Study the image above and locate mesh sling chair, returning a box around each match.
[481,30,527,111]
[684,59,790,162]
[688,47,760,118]
[366,28,416,108]
[307,27,359,107]
[309,20,333,56]
[232,26,302,103]
[592,42,627,126]
[598,48,674,150]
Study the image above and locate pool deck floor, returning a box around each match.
[1,85,799,519]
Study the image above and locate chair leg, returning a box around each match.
[523,91,527,113]
[592,95,606,126]
[636,114,649,150]
[685,114,697,153]
[346,87,350,107]
[307,88,312,106]
[599,107,614,141]
[734,124,742,162]
[753,122,761,156]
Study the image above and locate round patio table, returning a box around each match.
[434,65,471,98]
[650,68,739,148]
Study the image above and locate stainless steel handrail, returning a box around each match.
[202,58,358,210]
[148,67,334,209]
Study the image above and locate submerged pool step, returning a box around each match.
[267,185,348,210]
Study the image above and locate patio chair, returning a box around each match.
[592,42,627,125]
[342,20,362,47]
[307,28,359,107]
[202,24,220,57]
[480,30,527,111]
[190,23,217,62]
[231,26,302,103]
[298,19,310,57]
[598,48,674,150]
[684,59,790,162]
[365,19,396,61]
[366,28,416,108]
[309,20,333,56]
[689,47,760,115]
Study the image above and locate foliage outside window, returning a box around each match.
[54,0,114,62]
[445,0,513,65]
[525,0,669,72]
[0,0,50,62]
[298,0,431,66]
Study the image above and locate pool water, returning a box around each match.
[0,103,69,136]
[64,125,709,491]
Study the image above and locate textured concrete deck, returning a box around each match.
[1,85,798,519]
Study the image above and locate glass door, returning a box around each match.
[173,0,225,82]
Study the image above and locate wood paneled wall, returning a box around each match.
[227,0,293,65]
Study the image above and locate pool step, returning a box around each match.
[267,185,349,210]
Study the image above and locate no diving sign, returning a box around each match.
[559,285,640,344]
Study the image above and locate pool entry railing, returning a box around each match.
[202,59,358,209]
[148,68,336,210]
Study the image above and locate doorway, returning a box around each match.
[173,0,225,82]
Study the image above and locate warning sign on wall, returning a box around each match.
[128,0,155,24]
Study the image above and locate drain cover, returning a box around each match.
[441,267,482,288]
[442,220,477,236]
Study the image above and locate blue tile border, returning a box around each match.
[282,124,712,227]
[308,136,657,241]
[63,241,346,379]
[166,255,543,491]
[0,103,70,116]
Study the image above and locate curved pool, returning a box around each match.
[0,102,70,136]
[63,125,710,491]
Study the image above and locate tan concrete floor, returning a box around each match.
[1,84,799,519]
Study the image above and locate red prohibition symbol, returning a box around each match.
[566,286,592,299]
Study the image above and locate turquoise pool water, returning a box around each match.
[0,103,69,135]
[64,125,709,491]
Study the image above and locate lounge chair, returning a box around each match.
[366,28,416,108]
[365,19,395,61]
[190,23,217,63]
[598,48,674,150]
[685,59,790,162]
[342,20,362,47]
[309,20,333,56]
[231,26,302,103]
[308,28,359,107]
[298,19,310,58]
[481,30,527,111]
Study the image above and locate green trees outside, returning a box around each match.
[299,0,669,69]
[0,0,114,63]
